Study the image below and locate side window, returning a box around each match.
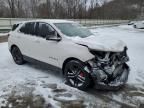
[48,24,55,33]
[19,24,26,33]
[37,22,55,38]
[19,22,36,35]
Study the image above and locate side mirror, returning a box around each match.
[46,36,61,42]
[46,31,61,42]
[48,31,55,36]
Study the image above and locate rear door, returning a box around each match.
[17,22,39,58]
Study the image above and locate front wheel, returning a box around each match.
[11,46,25,65]
[64,60,91,90]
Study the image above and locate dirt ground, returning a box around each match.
[0,35,8,43]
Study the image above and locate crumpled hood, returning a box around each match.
[69,35,126,52]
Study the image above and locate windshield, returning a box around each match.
[54,23,93,38]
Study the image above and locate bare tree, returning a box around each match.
[14,0,26,17]
[6,0,16,18]
[0,0,141,20]
[46,0,52,18]
[0,0,4,17]
[30,0,39,18]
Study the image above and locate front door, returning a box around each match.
[32,22,61,67]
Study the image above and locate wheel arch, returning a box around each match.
[62,57,84,75]
[62,57,95,89]
[10,44,18,52]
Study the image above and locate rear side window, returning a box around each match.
[12,23,21,31]
[19,22,36,35]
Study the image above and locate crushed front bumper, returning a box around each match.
[91,64,130,90]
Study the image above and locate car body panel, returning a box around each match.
[68,35,126,52]
[134,20,144,29]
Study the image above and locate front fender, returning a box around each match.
[59,44,94,68]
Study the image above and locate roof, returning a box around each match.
[39,19,75,23]
[13,19,76,26]
[23,19,75,24]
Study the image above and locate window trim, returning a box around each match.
[17,21,62,40]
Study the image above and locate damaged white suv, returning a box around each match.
[8,20,130,90]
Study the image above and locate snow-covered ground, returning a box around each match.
[0,25,144,107]
[0,44,118,107]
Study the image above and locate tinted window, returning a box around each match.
[19,22,36,35]
[37,22,55,38]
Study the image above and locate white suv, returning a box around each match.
[8,20,130,90]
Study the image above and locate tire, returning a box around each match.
[64,60,91,91]
[11,46,25,65]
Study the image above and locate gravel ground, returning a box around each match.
[0,35,8,43]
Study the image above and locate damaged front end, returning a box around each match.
[86,47,130,90]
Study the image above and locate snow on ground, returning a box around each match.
[0,43,116,107]
[0,25,144,107]
[0,42,82,107]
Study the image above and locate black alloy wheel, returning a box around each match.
[64,60,91,90]
[11,46,24,65]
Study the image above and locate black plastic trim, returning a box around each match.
[23,55,62,73]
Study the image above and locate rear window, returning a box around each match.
[12,23,21,31]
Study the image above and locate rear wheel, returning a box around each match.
[11,46,25,65]
[64,60,91,90]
